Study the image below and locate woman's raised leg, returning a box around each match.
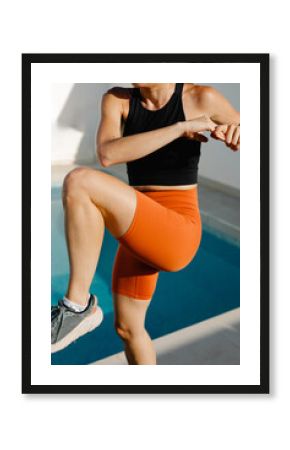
[62,166,138,305]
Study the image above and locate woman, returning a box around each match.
[51,83,240,364]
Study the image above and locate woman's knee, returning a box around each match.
[159,261,185,273]
[114,319,145,342]
[62,167,100,203]
[160,254,196,272]
[63,167,89,192]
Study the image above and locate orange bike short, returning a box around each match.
[111,186,202,300]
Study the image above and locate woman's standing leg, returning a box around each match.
[111,242,160,364]
[113,293,156,365]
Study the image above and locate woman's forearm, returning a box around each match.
[98,122,183,167]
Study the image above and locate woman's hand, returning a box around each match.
[178,115,217,143]
[210,124,240,151]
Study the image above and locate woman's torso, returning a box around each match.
[121,83,206,192]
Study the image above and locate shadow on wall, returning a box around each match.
[56,83,118,165]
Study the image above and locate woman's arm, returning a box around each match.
[200,86,240,151]
[96,90,216,167]
[200,86,240,125]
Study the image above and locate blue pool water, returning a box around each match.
[51,186,240,365]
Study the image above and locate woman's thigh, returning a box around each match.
[63,166,201,276]
[117,189,202,272]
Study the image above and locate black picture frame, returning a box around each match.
[22,53,269,394]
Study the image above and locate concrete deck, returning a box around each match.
[92,308,240,365]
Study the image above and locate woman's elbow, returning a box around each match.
[97,146,113,168]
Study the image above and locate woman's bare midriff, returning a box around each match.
[133,184,198,191]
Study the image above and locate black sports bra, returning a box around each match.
[122,83,201,186]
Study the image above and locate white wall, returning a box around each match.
[51,83,240,190]
[198,83,240,190]
[51,83,115,164]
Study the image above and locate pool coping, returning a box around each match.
[91,307,240,365]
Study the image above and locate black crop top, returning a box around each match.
[122,83,201,186]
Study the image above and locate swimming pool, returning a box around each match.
[51,186,240,365]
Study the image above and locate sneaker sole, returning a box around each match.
[51,306,104,354]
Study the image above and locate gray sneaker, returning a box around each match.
[51,294,103,354]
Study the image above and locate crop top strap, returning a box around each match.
[132,87,140,98]
[175,83,183,95]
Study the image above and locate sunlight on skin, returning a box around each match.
[211,124,240,151]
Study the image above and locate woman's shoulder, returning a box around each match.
[183,83,222,108]
[183,83,213,98]
[104,86,135,121]
[188,83,227,101]
[105,86,135,100]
